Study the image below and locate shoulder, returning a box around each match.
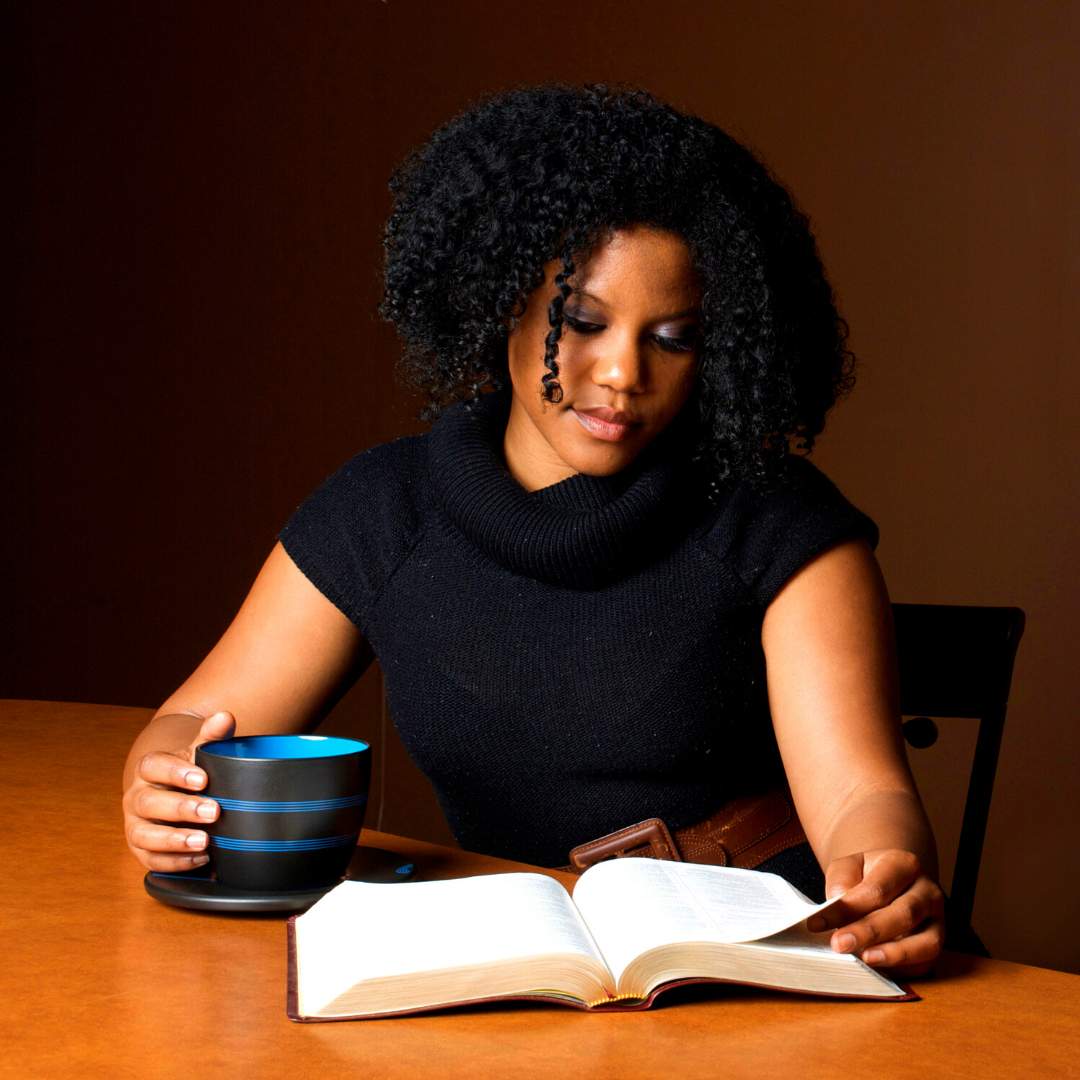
[278,434,429,628]
[308,434,426,511]
[283,434,428,542]
[696,456,879,609]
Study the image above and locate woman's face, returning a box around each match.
[504,226,701,490]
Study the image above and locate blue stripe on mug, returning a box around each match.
[210,833,359,852]
[211,794,368,812]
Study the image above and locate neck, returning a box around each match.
[427,390,702,589]
[502,392,578,492]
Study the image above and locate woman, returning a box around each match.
[123,86,944,975]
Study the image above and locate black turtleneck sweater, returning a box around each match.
[280,392,877,875]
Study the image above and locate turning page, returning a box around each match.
[572,858,841,986]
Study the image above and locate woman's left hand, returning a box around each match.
[806,849,945,977]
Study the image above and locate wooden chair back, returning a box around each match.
[892,603,1026,950]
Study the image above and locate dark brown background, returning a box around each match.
[4,1,1077,973]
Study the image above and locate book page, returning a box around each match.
[572,859,840,986]
[751,923,845,955]
[295,873,607,1016]
[695,923,905,997]
[670,862,840,941]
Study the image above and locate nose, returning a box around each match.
[590,332,646,394]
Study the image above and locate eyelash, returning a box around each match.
[653,334,697,354]
[562,314,697,354]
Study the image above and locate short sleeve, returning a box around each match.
[704,456,879,609]
[278,435,427,633]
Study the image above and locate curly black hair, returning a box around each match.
[380,84,854,484]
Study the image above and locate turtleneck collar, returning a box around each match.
[427,390,703,589]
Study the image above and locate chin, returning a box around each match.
[560,438,645,478]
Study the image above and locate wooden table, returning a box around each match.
[4,700,1078,1080]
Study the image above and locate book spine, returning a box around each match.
[588,977,920,1011]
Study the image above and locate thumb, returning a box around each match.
[189,711,236,757]
[825,853,866,900]
[807,854,866,931]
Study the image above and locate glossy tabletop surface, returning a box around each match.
[4,700,1079,1080]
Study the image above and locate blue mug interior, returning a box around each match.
[200,735,369,760]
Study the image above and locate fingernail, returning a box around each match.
[184,770,205,788]
[807,915,825,932]
[193,855,210,866]
[864,949,886,965]
[185,833,207,849]
[196,801,217,820]
[835,933,857,953]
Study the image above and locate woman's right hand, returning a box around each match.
[122,711,236,871]
[121,543,370,873]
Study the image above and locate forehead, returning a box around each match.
[573,226,700,308]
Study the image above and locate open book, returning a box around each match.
[288,859,914,1020]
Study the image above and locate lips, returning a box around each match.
[572,406,641,443]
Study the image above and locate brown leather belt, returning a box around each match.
[564,785,808,874]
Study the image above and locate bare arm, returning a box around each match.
[122,542,371,871]
[763,537,944,975]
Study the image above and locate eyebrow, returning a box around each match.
[568,290,700,321]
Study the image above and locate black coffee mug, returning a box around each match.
[195,735,371,892]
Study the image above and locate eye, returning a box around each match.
[563,313,605,335]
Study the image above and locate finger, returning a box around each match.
[136,750,208,791]
[130,785,219,825]
[192,711,236,750]
[814,851,921,931]
[127,820,210,856]
[138,851,213,874]
[831,878,944,955]
[859,917,945,974]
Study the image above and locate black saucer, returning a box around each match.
[144,845,418,913]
